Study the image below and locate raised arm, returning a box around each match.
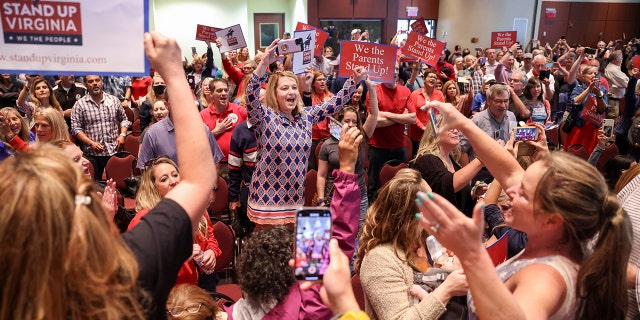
[309,68,365,124]
[361,78,378,138]
[144,32,216,229]
[566,47,585,85]
[431,101,524,189]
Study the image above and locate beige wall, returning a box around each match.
[437,0,537,50]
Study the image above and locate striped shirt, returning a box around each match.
[617,174,640,320]
[71,92,130,156]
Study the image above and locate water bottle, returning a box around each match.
[194,251,215,274]
[426,235,444,263]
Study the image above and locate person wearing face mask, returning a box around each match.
[139,75,167,131]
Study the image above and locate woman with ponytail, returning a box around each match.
[415,100,632,320]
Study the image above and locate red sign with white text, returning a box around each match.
[491,31,517,49]
[2,1,83,45]
[295,22,328,56]
[401,32,445,66]
[338,41,397,84]
[410,18,428,36]
[196,24,221,42]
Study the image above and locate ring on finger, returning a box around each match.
[430,222,441,234]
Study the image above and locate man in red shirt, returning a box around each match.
[366,68,415,199]
[200,78,247,179]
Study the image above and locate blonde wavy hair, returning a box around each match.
[412,114,461,172]
[0,145,145,319]
[354,168,430,274]
[135,156,209,238]
[265,71,304,117]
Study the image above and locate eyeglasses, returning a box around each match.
[508,78,521,83]
[167,303,202,317]
[315,78,327,82]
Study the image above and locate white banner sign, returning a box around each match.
[292,30,315,75]
[0,0,148,76]
[215,24,246,54]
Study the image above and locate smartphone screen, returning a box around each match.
[429,108,438,136]
[514,126,539,141]
[191,46,197,55]
[328,116,342,140]
[538,70,551,81]
[294,208,332,281]
[602,119,614,138]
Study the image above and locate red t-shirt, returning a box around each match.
[406,88,445,141]
[131,76,152,102]
[367,84,411,149]
[200,102,247,162]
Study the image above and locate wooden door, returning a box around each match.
[254,13,285,52]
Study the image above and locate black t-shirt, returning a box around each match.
[411,154,474,217]
[123,198,193,319]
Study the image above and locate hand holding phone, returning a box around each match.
[328,116,342,140]
[602,119,614,138]
[514,126,539,141]
[294,208,332,281]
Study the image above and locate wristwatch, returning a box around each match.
[119,133,127,137]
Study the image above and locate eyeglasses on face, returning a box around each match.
[167,303,202,317]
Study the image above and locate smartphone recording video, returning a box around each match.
[328,116,342,140]
[294,208,332,281]
[584,47,597,55]
[602,119,614,138]
[514,126,539,141]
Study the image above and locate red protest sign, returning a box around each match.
[196,24,221,42]
[410,18,428,36]
[295,22,328,56]
[338,41,397,83]
[491,31,517,49]
[401,32,445,66]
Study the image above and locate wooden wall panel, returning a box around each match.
[568,2,609,21]
[307,0,319,28]
[539,1,640,48]
[318,0,353,18]
[354,0,388,18]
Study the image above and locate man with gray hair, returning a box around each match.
[526,54,554,101]
[603,50,628,119]
[460,83,517,164]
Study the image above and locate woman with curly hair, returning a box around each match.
[225,125,363,319]
[354,168,468,320]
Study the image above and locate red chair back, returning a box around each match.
[123,135,140,158]
[546,126,559,149]
[124,107,134,123]
[131,119,142,137]
[486,233,509,266]
[404,135,413,162]
[315,140,325,168]
[104,152,137,192]
[209,177,229,220]
[212,219,235,273]
[566,144,589,160]
[379,160,408,188]
[597,143,620,171]
[304,169,318,207]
